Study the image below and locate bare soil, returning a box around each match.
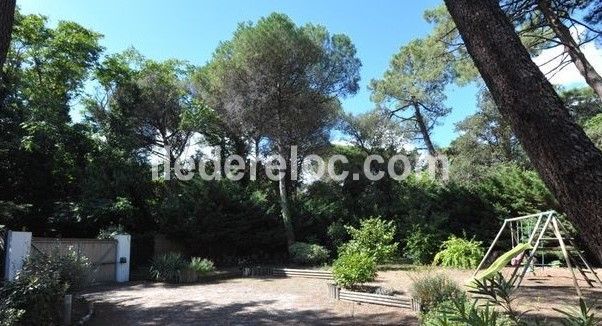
[82,266,602,325]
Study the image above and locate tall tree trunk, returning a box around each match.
[0,0,15,72]
[277,145,295,249]
[0,0,15,110]
[444,0,602,262]
[413,103,437,156]
[536,0,602,99]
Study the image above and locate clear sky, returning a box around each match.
[15,1,500,146]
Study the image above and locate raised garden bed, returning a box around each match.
[327,283,419,310]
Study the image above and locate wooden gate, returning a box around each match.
[31,237,117,283]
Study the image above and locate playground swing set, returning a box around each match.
[473,210,601,297]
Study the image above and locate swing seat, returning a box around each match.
[511,252,525,266]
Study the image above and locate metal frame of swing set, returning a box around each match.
[473,210,601,297]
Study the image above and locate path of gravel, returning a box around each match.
[83,267,602,325]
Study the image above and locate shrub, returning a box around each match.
[0,270,67,325]
[332,251,376,289]
[404,225,445,265]
[149,253,188,283]
[410,273,464,313]
[24,247,93,292]
[0,247,91,325]
[289,242,330,265]
[189,257,215,276]
[340,217,398,264]
[421,297,509,326]
[432,235,484,269]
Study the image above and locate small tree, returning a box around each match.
[340,217,399,264]
[332,251,376,289]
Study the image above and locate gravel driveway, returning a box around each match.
[83,267,602,325]
[83,276,419,325]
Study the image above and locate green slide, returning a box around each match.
[473,243,532,281]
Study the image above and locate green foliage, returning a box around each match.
[158,178,288,263]
[0,247,92,325]
[97,224,126,240]
[422,297,510,326]
[0,11,105,236]
[341,108,407,153]
[0,270,66,325]
[326,220,348,250]
[289,242,330,266]
[477,164,557,217]
[197,12,362,248]
[561,87,602,126]
[410,273,464,313]
[149,253,188,283]
[424,272,600,326]
[332,251,377,289]
[447,90,527,183]
[189,257,215,276]
[370,36,451,151]
[25,247,93,293]
[469,273,526,325]
[340,217,398,264]
[584,113,602,149]
[404,225,445,265]
[432,236,484,269]
[554,298,600,326]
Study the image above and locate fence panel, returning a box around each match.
[31,237,117,283]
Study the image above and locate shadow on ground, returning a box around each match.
[87,298,417,325]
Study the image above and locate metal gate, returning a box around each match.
[31,237,117,283]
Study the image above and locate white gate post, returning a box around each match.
[4,231,32,281]
[113,234,130,282]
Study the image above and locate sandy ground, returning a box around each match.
[82,267,602,325]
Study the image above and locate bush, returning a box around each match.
[289,242,330,265]
[421,297,509,326]
[24,247,93,292]
[410,273,464,313]
[404,225,445,265]
[432,235,484,269]
[149,253,188,283]
[189,257,215,276]
[332,251,376,289]
[0,270,66,325]
[0,247,92,325]
[340,217,398,264]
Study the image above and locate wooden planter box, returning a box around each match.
[327,283,419,310]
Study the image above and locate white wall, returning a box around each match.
[4,231,32,281]
[114,234,131,283]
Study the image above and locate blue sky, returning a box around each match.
[18,0,480,147]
